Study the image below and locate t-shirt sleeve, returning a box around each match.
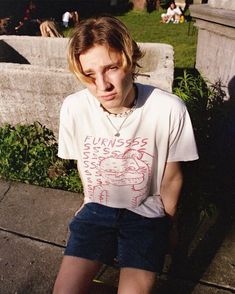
[167,106,199,162]
[167,8,171,15]
[174,7,182,15]
[58,99,78,160]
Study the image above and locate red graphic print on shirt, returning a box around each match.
[82,136,154,208]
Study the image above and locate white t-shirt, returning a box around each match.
[62,11,71,23]
[166,6,182,16]
[166,7,175,17]
[174,6,182,15]
[58,83,198,217]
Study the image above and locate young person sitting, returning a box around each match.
[53,15,198,294]
[161,1,182,24]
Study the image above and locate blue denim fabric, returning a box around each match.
[65,203,169,273]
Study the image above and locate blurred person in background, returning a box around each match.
[15,0,41,35]
[161,1,182,23]
[62,10,79,28]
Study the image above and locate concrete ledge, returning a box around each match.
[0,36,69,68]
[0,36,174,137]
[208,0,235,11]
[190,4,235,99]
[190,4,235,28]
[193,19,235,39]
[0,63,82,136]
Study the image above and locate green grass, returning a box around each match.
[117,10,197,69]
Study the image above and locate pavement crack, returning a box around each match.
[0,181,11,202]
[0,226,66,249]
[198,279,235,293]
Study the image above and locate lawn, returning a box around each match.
[118,9,197,69]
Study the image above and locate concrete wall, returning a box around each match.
[208,0,235,10]
[190,4,235,99]
[0,36,174,137]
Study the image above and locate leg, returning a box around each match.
[118,267,156,294]
[175,14,181,21]
[54,204,119,293]
[116,212,169,293]
[53,256,102,294]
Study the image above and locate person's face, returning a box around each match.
[170,3,175,9]
[79,44,135,114]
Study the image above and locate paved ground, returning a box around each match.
[0,179,234,293]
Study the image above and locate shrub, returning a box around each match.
[0,122,83,193]
[174,70,231,158]
[173,70,234,246]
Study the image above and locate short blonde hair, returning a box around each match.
[67,15,143,82]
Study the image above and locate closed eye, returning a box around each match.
[84,72,95,79]
[108,66,118,71]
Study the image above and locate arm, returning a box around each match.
[166,15,173,23]
[160,161,183,223]
[161,162,183,254]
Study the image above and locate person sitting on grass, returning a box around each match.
[161,1,182,24]
[62,10,79,28]
[40,20,63,37]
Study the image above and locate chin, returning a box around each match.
[102,101,121,109]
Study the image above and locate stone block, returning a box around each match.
[190,4,235,99]
[208,0,235,10]
[0,36,174,136]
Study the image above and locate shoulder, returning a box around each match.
[175,6,182,13]
[62,88,89,106]
[61,88,91,114]
[137,83,186,113]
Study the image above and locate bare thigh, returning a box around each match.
[118,267,156,294]
[53,256,102,294]
[175,14,181,20]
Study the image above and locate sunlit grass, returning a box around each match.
[118,10,197,69]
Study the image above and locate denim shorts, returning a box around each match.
[65,203,169,273]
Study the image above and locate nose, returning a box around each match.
[96,73,110,91]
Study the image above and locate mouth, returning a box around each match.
[100,93,116,101]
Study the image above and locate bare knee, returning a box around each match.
[53,256,101,294]
[118,268,156,294]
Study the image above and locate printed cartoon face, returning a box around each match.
[79,44,135,114]
[100,157,146,186]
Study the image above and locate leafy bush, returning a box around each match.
[0,122,83,193]
[174,70,231,158]
[173,70,235,245]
